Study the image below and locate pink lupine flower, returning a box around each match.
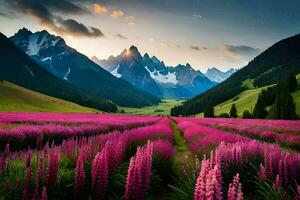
[152,139,175,161]
[32,155,45,200]
[283,153,289,184]
[194,155,200,180]
[194,155,222,200]
[24,149,32,168]
[205,164,222,200]
[258,164,266,181]
[194,156,208,200]
[5,179,11,192]
[15,178,20,190]
[75,155,85,198]
[22,167,32,200]
[295,185,300,200]
[0,144,10,172]
[125,141,153,200]
[272,174,282,190]
[91,148,108,199]
[228,173,243,200]
[41,187,47,200]
[45,149,59,188]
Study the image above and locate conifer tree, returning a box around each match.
[230,104,238,118]
[253,94,267,119]
[204,104,215,118]
[288,74,298,92]
[242,110,252,119]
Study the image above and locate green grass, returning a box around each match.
[242,78,255,89]
[196,74,300,117]
[120,99,182,115]
[213,85,272,117]
[0,80,100,113]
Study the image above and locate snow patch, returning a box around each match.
[27,34,41,56]
[63,67,71,80]
[24,65,35,77]
[41,57,51,62]
[145,66,177,84]
[51,38,61,46]
[111,65,122,78]
[57,51,67,57]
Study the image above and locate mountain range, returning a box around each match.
[205,67,237,83]
[9,28,160,108]
[92,46,227,99]
[0,27,238,113]
[0,32,116,112]
[171,33,300,116]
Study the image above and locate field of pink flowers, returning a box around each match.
[0,113,299,199]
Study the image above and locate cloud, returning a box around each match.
[190,44,207,51]
[125,15,136,26]
[57,18,104,37]
[116,33,127,39]
[223,44,261,58]
[37,0,89,15]
[4,0,104,38]
[192,14,202,18]
[111,10,124,19]
[93,3,108,14]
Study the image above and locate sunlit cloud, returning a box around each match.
[93,3,108,14]
[111,10,124,19]
[3,0,104,38]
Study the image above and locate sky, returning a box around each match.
[0,0,300,72]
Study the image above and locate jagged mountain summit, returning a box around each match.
[93,46,216,99]
[10,28,160,107]
[205,67,237,83]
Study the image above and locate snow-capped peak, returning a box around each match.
[11,29,64,56]
[145,66,177,84]
[205,67,237,82]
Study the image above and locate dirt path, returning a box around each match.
[154,119,194,200]
[171,120,194,172]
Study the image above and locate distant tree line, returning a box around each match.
[194,74,298,120]
[250,74,297,119]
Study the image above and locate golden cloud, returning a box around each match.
[93,4,108,14]
[111,10,124,19]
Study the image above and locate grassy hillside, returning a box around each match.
[197,74,300,117]
[0,81,100,113]
[172,33,300,116]
[120,99,182,115]
[213,85,271,116]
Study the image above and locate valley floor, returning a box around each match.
[120,99,183,115]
